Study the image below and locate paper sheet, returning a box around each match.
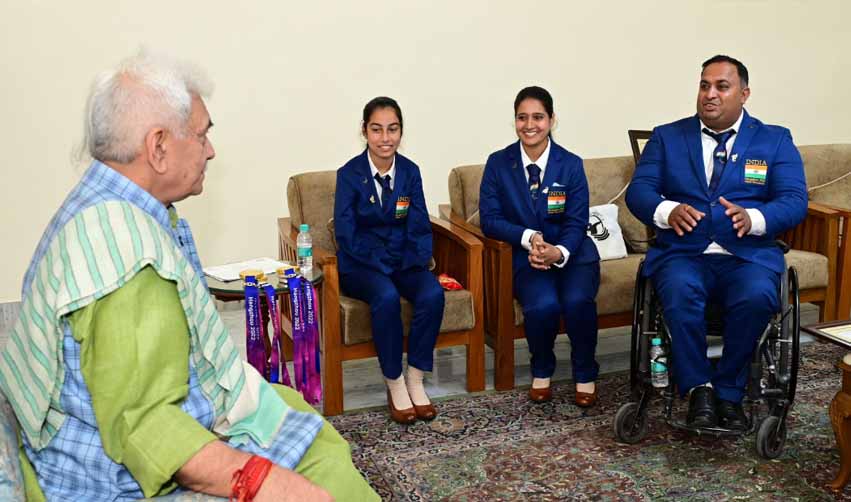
[203,257,289,282]
[821,324,851,343]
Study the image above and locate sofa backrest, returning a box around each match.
[286,171,338,253]
[800,144,851,208]
[447,155,651,252]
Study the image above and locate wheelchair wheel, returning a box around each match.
[613,402,648,444]
[766,267,800,403]
[756,415,787,459]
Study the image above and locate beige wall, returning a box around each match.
[1,1,848,302]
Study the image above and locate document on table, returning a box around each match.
[821,324,851,344]
[203,257,290,282]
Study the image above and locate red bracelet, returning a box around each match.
[230,455,273,502]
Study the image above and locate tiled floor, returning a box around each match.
[216,300,820,413]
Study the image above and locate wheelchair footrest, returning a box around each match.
[666,418,753,437]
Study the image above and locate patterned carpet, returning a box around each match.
[329,343,850,501]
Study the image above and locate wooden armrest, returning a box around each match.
[806,201,842,217]
[442,207,512,252]
[430,216,482,293]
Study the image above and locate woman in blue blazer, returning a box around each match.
[334,97,444,424]
[479,86,601,406]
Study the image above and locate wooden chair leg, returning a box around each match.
[493,327,516,391]
[466,327,485,392]
[322,347,344,416]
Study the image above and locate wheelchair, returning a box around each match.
[612,250,801,460]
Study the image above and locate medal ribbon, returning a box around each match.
[243,275,267,378]
[261,282,292,387]
[301,279,322,404]
[285,274,306,395]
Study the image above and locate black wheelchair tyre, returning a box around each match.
[755,415,787,459]
[613,402,648,444]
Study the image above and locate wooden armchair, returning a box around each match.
[799,144,851,319]
[779,202,840,321]
[279,171,485,416]
[441,155,648,391]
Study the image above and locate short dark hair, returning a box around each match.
[513,86,554,117]
[362,96,403,133]
[701,55,749,87]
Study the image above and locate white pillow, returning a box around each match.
[587,204,628,261]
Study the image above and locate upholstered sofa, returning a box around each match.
[442,147,843,390]
[279,170,486,416]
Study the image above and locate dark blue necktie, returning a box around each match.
[527,163,541,200]
[703,128,736,193]
[375,173,392,207]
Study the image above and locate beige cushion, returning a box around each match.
[512,254,644,326]
[785,249,829,290]
[447,164,485,221]
[340,290,475,345]
[447,158,651,253]
[287,171,338,253]
[584,156,650,253]
[800,144,851,209]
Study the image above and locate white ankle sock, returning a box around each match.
[532,377,550,389]
[405,366,431,406]
[386,375,413,410]
[576,381,595,393]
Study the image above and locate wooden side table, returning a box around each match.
[802,320,851,492]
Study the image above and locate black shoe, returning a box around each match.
[687,386,717,428]
[716,399,748,431]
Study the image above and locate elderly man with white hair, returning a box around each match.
[0,52,378,502]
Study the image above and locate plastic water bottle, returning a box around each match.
[296,223,313,275]
[649,337,669,388]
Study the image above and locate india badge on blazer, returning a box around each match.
[547,191,566,214]
[744,159,768,185]
[395,196,410,218]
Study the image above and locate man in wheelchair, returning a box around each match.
[625,55,807,431]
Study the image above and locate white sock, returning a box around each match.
[532,377,550,389]
[406,366,431,406]
[576,381,595,393]
[386,375,413,410]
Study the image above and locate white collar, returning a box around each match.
[368,151,396,180]
[700,110,744,136]
[520,138,551,171]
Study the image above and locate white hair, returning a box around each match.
[81,50,213,163]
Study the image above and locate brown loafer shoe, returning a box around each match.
[529,385,553,403]
[387,390,416,424]
[413,403,437,421]
[574,387,598,408]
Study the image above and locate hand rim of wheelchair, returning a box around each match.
[615,260,800,459]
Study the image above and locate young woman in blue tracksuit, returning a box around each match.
[479,86,601,406]
[334,97,444,424]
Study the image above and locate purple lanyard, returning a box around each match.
[284,272,323,405]
[261,282,292,387]
[243,275,266,378]
[302,279,322,404]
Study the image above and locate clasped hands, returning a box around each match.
[528,233,563,270]
[668,197,751,238]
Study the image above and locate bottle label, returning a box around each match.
[651,361,667,373]
[298,247,312,257]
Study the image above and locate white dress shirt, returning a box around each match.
[368,152,397,207]
[518,139,570,267]
[652,111,766,254]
